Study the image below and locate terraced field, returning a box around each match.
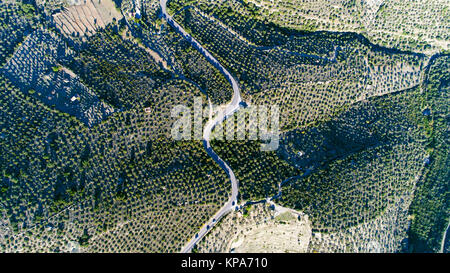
[0,0,448,254]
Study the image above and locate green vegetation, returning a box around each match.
[168,0,449,54]
[172,6,425,131]
[0,71,231,252]
[275,212,296,223]
[70,26,171,109]
[0,2,232,251]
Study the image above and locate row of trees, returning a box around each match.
[172,6,425,133]
[0,14,235,251]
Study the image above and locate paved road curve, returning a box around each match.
[160,0,242,253]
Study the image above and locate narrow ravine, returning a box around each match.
[160,0,243,253]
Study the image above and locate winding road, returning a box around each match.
[160,0,242,253]
[440,220,450,253]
